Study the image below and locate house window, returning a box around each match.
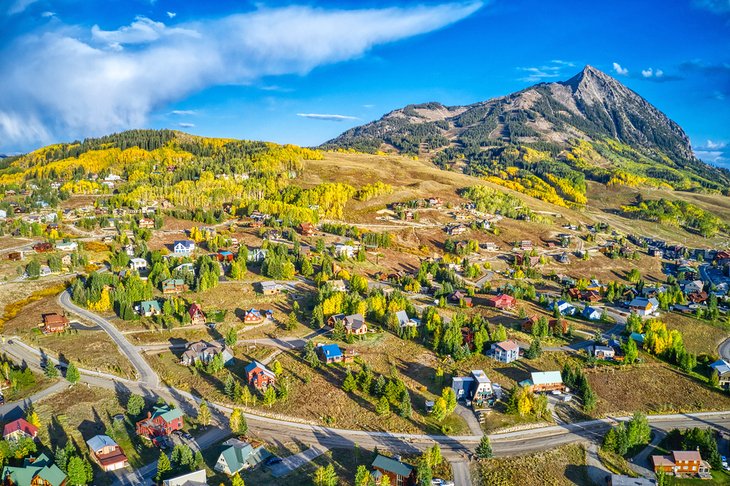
[396,476,403,486]
[692,466,696,471]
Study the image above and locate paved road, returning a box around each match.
[270,445,329,477]
[630,430,666,478]
[0,380,67,419]
[720,337,730,361]
[450,460,473,486]
[57,290,159,387]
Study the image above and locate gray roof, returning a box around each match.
[86,434,117,452]
[162,469,208,486]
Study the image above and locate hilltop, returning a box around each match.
[323,66,730,205]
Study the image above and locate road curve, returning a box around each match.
[720,337,730,362]
[57,290,159,388]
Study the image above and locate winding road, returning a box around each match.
[0,289,725,485]
[57,289,159,388]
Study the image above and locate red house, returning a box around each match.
[188,304,206,326]
[136,405,184,440]
[3,418,39,442]
[244,361,276,390]
[41,313,69,333]
[486,294,516,309]
[299,223,316,236]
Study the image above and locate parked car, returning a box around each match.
[431,480,455,486]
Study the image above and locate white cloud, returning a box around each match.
[0,2,482,148]
[7,0,38,15]
[706,139,727,149]
[517,60,575,82]
[612,62,629,76]
[641,68,653,78]
[178,122,195,128]
[41,11,56,18]
[695,150,725,163]
[167,12,176,19]
[297,113,359,121]
[91,16,200,47]
[655,69,664,77]
[170,110,197,116]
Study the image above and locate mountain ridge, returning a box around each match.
[323,65,728,198]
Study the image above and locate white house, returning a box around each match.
[489,340,519,363]
[55,241,78,252]
[628,297,660,317]
[590,345,616,360]
[334,244,355,258]
[395,310,420,328]
[248,248,267,263]
[174,240,196,255]
[683,280,704,294]
[129,258,148,271]
[582,306,603,321]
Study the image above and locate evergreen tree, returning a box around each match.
[263,386,277,407]
[225,327,238,346]
[475,434,493,459]
[67,456,89,485]
[375,396,390,416]
[342,371,357,392]
[313,464,338,486]
[127,394,145,417]
[65,362,80,384]
[155,451,172,481]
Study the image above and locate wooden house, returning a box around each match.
[244,361,276,390]
[41,313,69,334]
[188,304,206,326]
[86,435,129,472]
[136,405,184,440]
[371,455,416,486]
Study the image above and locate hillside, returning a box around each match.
[323,66,730,206]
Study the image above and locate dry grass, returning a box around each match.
[4,294,136,378]
[586,360,730,416]
[475,443,588,486]
[662,311,730,356]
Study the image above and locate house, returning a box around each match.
[395,310,420,328]
[214,439,270,476]
[688,291,708,304]
[180,341,233,367]
[552,300,576,316]
[582,290,601,302]
[39,265,52,277]
[1,453,67,486]
[521,315,567,334]
[582,307,603,321]
[489,340,520,363]
[590,345,616,360]
[451,370,493,403]
[329,279,348,292]
[162,278,187,294]
[481,242,499,251]
[446,224,468,236]
[215,250,234,263]
[129,258,148,271]
[41,313,69,334]
[138,218,155,229]
[173,240,196,255]
[317,344,343,364]
[188,304,206,326]
[342,314,367,335]
[244,361,276,390]
[521,371,565,393]
[86,435,128,472]
[683,280,705,294]
[247,248,267,263]
[485,294,516,309]
[7,251,22,261]
[652,450,709,476]
[3,419,38,442]
[371,455,417,486]
[54,241,78,252]
[174,263,196,275]
[628,297,659,317]
[162,470,208,486]
[710,359,730,389]
[136,405,184,440]
[450,290,472,307]
[258,281,280,295]
[629,332,645,344]
[334,244,355,258]
[32,243,53,253]
[242,309,265,324]
[299,222,316,236]
[518,240,533,251]
[139,300,162,317]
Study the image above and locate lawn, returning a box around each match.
[475,443,589,486]
[586,359,730,416]
[663,311,730,356]
[669,470,730,485]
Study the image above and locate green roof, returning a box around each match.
[219,444,270,473]
[2,454,67,486]
[152,404,184,422]
[372,454,414,478]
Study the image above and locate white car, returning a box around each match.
[432,480,455,486]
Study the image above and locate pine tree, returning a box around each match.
[155,451,172,481]
[354,465,371,486]
[375,396,390,416]
[127,394,145,417]
[313,464,337,486]
[225,327,238,346]
[342,371,357,392]
[65,362,80,384]
[271,360,283,376]
[475,434,493,458]
[67,456,89,485]
[263,386,277,407]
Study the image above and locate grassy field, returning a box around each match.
[475,443,589,485]
[586,359,730,416]
[669,470,730,485]
[663,311,730,356]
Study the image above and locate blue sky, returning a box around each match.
[1,0,729,166]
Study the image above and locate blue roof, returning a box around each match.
[629,332,645,343]
[320,344,342,359]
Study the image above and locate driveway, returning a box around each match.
[269,445,329,478]
[450,459,473,486]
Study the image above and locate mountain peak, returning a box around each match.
[562,65,617,91]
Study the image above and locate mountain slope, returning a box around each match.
[323,66,730,202]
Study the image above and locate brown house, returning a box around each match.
[41,313,69,334]
[299,222,315,236]
[652,450,709,476]
[188,304,206,326]
[371,455,416,486]
[486,294,516,309]
[136,405,184,441]
[86,435,129,472]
